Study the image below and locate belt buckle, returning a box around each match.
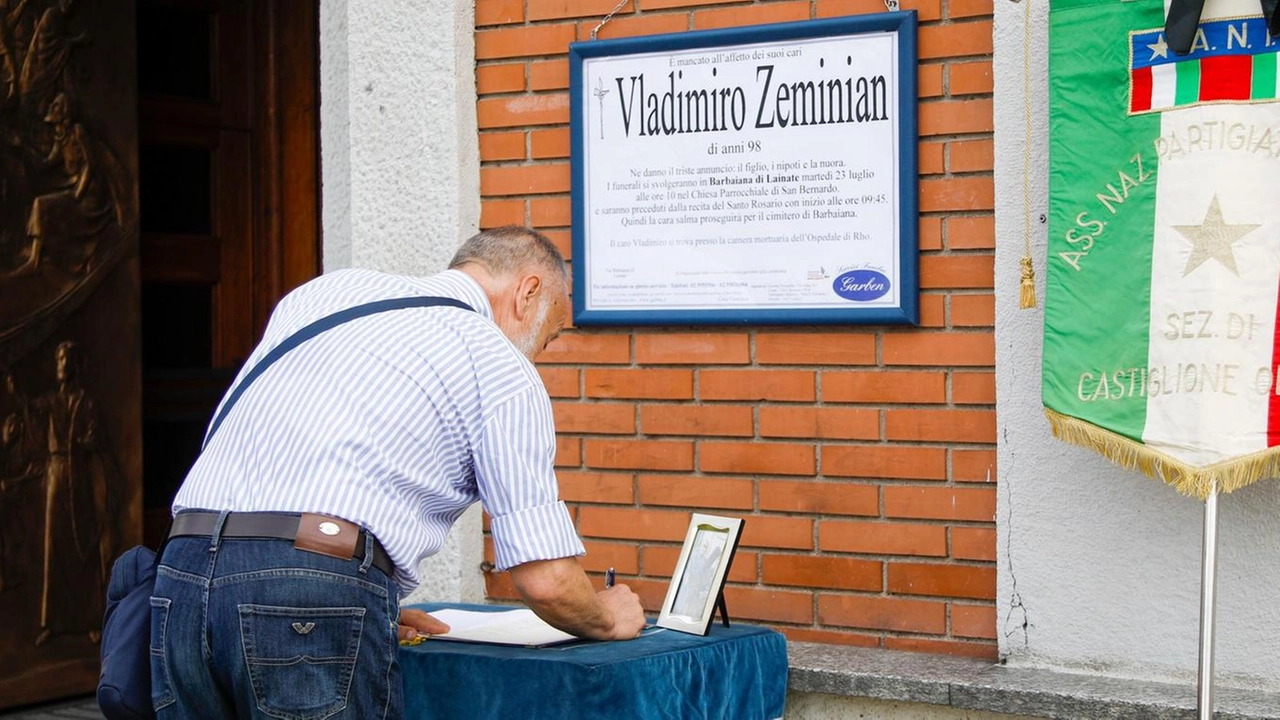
[294,512,359,561]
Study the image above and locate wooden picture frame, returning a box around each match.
[657,514,745,635]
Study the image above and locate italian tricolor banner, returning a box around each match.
[1045,0,1280,499]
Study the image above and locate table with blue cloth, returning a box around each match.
[399,603,788,719]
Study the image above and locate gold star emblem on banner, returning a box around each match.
[1174,195,1259,277]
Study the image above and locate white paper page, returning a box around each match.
[427,608,577,647]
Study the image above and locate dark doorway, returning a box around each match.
[136,0,321,548]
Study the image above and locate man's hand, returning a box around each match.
[397,608,451,642]
[597,584,646,640]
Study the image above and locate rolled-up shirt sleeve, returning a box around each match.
[475,384,585,570]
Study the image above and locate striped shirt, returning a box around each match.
[173,268,585,594]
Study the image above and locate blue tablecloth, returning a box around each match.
[399,603,788,720]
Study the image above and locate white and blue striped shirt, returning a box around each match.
[173,268,585,594]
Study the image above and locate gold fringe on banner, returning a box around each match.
[1044,408,1280,500]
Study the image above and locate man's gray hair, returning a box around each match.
[448,226,568,284]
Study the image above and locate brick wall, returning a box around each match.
[475,0,997,659]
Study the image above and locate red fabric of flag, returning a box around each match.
[1200,54,1252,101]
[1131,67,1153,112]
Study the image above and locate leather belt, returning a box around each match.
[169,511,394,577]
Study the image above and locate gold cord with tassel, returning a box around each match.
[1020,255,1036,309]
[1019,0,1037,310]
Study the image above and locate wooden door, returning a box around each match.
[0,0,142,706]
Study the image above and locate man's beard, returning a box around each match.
[512,296,551,360]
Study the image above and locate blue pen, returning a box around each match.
[605,567,615,588]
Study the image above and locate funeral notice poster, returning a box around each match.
[570,15,919,325]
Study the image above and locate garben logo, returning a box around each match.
[832,269,891,301]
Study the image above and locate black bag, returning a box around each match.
[95,295,474,718]
[97,546,159,719]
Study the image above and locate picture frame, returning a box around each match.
[657,513,745,635]
[568,13,919,327]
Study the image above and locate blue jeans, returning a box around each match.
[150,517,402,719]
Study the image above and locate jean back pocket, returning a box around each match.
[238,604,366,720]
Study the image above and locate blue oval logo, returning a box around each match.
[832,270,891,301]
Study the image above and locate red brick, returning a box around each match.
[919,64,944,99]
[584,439,694,471]
[581,540,640,574]
[920,216,943,251]
[919,141,945,176]
[579,12,689,40]
[885,408,996,443]
[693,2,810,30]
[953,449,996,483]
[780,627,880,647]
[755,333,876,366]
[763,554,882,591]
[949,60,993,95]
[723,586,814,624]
[919,21,993,60]
[476,0,523,26]
[484,569,520,600]
[476,24,576,61]
[636,333,750,364]
[919,99,993,136]
[557,470,634,504]
[919,255,993,290]
[531,197,571,227]
[480,198,525,227]
[700,441,816,476]
[882,332,994,366]
[478,93,569,128]
[645,546,758,582]
[948,216,995,250]
[740,515,814,550]
[919,294,946,328]
[538,366,579,398]
[586,369,693,399]
[759,406,879,441]
[948,0,994,18]
[952,294,995,327]
[476,63,525,93]
[816,0,942,22]
[529,60,569,91]
[626,577,678,612]
[819,520,947,556]
[699,370,815,401]
[884,486,996,522]
[823,445,948,480]
[920,177,995,212]
[888,562,996,600]
[953,371,995,404]
[642,0,747,9]
[539,333,630,364]
[556,436,581,466]
[529,0,635,21]
[758,480,879,516]
[822,370,946,404]
[951,139,994,173]
[479,132,525,163]
[884,636,997,660]
[952,603,996,639]
[552,401,636,434]
[578,506,690,541]
[819,594,946,634]
[951,527,995,562]
[481,164,570,196]
[531,128,570,159]
[640,405,754,437]
[637,474,754,509]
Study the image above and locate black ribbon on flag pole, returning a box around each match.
[1165,0,1279,55]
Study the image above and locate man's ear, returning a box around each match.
[512,273,543,321]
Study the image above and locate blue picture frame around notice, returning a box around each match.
[569,12,919,327]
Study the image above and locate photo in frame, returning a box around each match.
[657,514,745,635]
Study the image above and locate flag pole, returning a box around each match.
[1196,481,1220,720]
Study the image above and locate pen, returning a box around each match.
[605,567,615,588]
